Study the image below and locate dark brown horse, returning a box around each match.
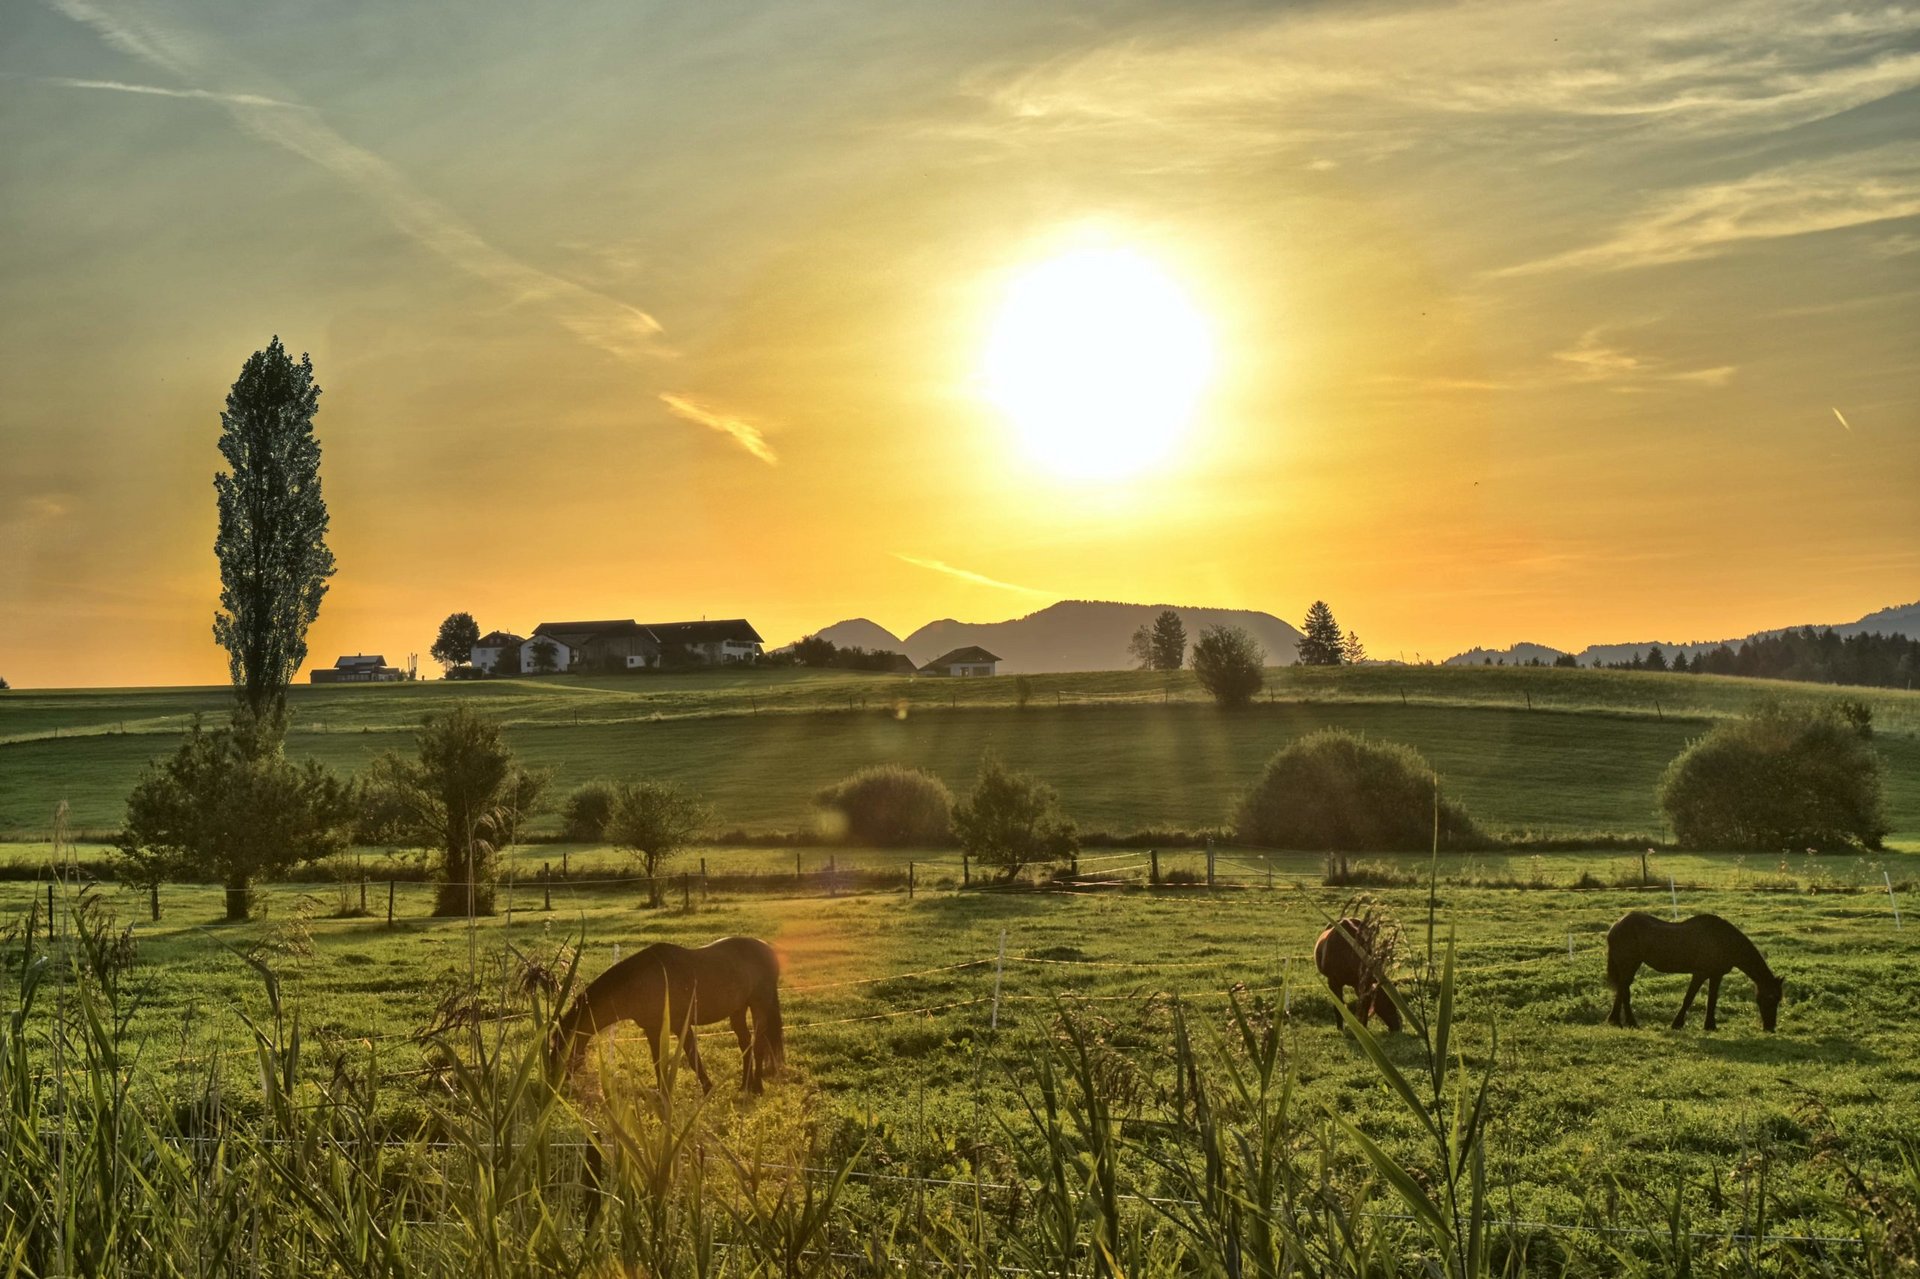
[1606,912,1782,1032]
[1315,917,1402,1032]
[549,936,785,1091]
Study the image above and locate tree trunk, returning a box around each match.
[434,879,495,917]
[223,876,253,922]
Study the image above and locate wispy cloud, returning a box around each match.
[658,394,778,464]
[971,0,1920,162]
[892,553,1054,597]
[1503,144,1920,275]
[42,75,295,108]
[46,0,663,364]
[1552,329,1736,387]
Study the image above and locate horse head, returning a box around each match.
[1756,972,1783,1032]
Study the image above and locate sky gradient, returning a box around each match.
[3,0,1917,687]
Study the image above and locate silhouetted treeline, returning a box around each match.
[777,635,915,672]
[1605,627,1919,688]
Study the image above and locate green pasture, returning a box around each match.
[3,860,1914,1247]
[5,666,1920,843]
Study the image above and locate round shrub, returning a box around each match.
[1659,701,1885,852]
[561,779,619,841]
[1234,730,1481,851]
[815,765,954,847]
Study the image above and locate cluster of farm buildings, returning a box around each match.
[308,618,1000,682]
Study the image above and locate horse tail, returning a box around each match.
[757,988,786,1074]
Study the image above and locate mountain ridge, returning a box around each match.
[1442,598,1920,667]
[805,599,1304,673]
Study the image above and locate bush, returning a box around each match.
[1191,625,1266,708]
[1235,729,1482,851]
[561,780,620,842]
[814,765,953,847]
[1658,701,1886,852]
[953,755,1077,880]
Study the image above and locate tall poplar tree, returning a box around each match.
[212,337,336,722]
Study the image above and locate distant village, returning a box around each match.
[310,616,1000,683]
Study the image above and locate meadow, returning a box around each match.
[4,665,1920,844]
[2,665,1917,1273]
[3,856,1915,1273]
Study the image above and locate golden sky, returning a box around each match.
[3,0,1917,687]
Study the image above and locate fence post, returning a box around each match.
[701,858,708,902]
[150,882,160,922]
[359,878,368,914]
[962,851,970,886]
[563,847,570,876]
[543,862,553,911]
[1887,871,1903,928]
[1266,857,1273,890]
[1206,838,1215,888]
[387,879,396,926]
[1669,873,1679,920]
[47,883,55,940]
[1150,849,1160,886]
[683,873,691,912]
[908,860,915,898]
[990,929,1007,1032]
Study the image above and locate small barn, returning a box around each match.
[310,654,403,684]
[917,646,1000,677]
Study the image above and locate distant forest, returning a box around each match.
[1602,627,1919,689]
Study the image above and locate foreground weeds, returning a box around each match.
[0,885,1911,1277]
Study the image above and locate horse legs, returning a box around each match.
[1672,974,1706,1029]
[1607,963,1639,1028]
[1703,974,1722,1031]
[730,1008,759,1094]
[678,1023,714,1093]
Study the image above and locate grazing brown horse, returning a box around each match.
[1315,917,1402,1032]
[549,936,785,1091]
[1606,912,1782,1032]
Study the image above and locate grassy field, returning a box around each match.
[5,665,1920,844]
[5,858,1915,1267]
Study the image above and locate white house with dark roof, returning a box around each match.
[470,630,525,675]
[918,646,1000,677]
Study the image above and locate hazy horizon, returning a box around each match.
[4,0,1917,688]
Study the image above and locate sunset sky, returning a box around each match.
[3,0,1917,688]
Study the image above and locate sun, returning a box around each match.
[981,242,1216,481]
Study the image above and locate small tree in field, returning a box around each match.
[1297,601,1343,666]
[362,706,548,915]
[606,781,713,907]
[431,612,481,671]
[1342,630,1366,665]
[1127,625,1155,671]
[1191,624,1266,708]
[953,755,1077,881]
[119,714,355,920]
[1659,700,1885,851]
[1149,609,1187,671]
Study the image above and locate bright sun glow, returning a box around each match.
[982,243,1216,481]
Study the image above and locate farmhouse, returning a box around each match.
[646,619,764,665]
[309,654,404,684]
[510,618,765,673]
[470,631,525,675]
[918,646,1000,677]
